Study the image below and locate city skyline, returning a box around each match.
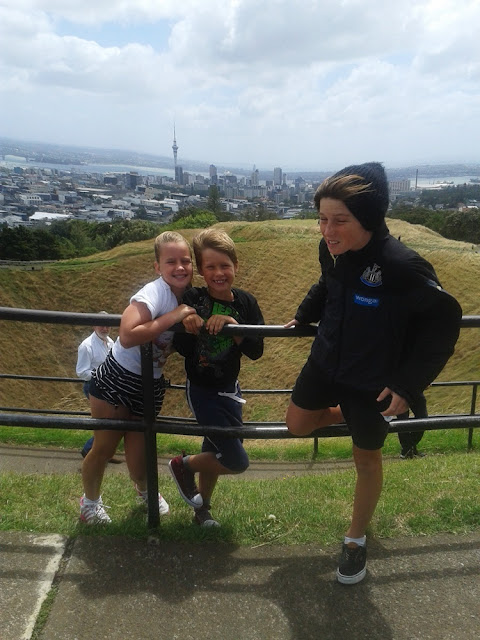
[1,1,479,171]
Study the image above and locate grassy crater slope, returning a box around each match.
[0,219,479,424]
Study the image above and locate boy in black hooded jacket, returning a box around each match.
[285,162,462,584]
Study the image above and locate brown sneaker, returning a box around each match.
[168,454,203,508]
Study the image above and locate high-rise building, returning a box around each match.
[125,172,141,189]
[175,165,183,185]
[273,167,282,186]
[172,126,178,170]
[209,164,218,184]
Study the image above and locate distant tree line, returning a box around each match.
[0,186,282,261]
[0,219,166,261]
[417,184,480,208]
[389,204,480,244]
[8,181,477,261]
[3,202,478,262]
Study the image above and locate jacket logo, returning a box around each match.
[360,263,382,287]
[354,293,379,307]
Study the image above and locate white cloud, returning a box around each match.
[0,0,479,169]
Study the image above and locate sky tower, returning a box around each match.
[172,125,178,169]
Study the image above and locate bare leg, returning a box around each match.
[82,396,130,500]
[81,429,124,500]
[124,430,147,491]
[346,445,383,539]
[286,400,344,436]
[186,452,233,504]
[198,471,218,505]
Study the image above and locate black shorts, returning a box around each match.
[291,357,390,450]
[186,379,249,473]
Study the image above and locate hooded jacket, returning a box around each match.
[295,223,462,405]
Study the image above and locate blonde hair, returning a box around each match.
[192,228,237,268]
[154,231,192,262]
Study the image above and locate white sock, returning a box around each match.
[134,485,148,498]
[82,494,101,506]
[344,535,366,547]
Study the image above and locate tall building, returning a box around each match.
[273,167,282,186]
[210,164,218,184]
[175,165,183,185]
[125,172,141,189]
[172,126,178,170]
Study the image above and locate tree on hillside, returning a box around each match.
[34,228,65,259]
[0,226,65,260]
[418,184,480,208]
[50,219,106,256]
[133,206,149,220]
[103,219,161,249]
[171,211,217,229]
[389,205,435,226]
[171,206,201,223]
[442,210,480,243]
[239,204,277,221]
[207,185,221,216]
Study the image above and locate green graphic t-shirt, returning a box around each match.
[173,286,264,389]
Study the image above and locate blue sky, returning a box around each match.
[55,19,173,51]
[1,1,479,172]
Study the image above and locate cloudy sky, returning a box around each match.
[1,0,479,172]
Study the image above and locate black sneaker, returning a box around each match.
[193,505,220,528]
[168,453,203,508]
[413,446,426,458]
[336,542,367,585]
[400,447,414,459]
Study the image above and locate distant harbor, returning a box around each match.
[413,176,480,188]
[2,155,480,186]
[1,156,176,178]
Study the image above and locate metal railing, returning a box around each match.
[0,374,478,450]
[1,306,480,527]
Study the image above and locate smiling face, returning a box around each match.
[318,198,373,255]
[197,248,238,301]
[154,241,193,296]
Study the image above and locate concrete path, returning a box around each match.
[1,531,479,639]
[0,443,356,479]
[1,445,479,639]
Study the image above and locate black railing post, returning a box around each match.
[468,383,477,451]
[140,342,160,529]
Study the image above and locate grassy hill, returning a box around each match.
[1,219,479,425]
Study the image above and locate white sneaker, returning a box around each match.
[80,495,112,525]
[135,485,170,516]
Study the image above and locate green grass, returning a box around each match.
[1,452,478,545]
[1,220,479,545]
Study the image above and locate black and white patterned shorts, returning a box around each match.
[90,353,166,417]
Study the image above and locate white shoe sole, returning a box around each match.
[336,566,367,585]
[168,460,203,508]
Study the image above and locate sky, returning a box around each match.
[1,0,480,172]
